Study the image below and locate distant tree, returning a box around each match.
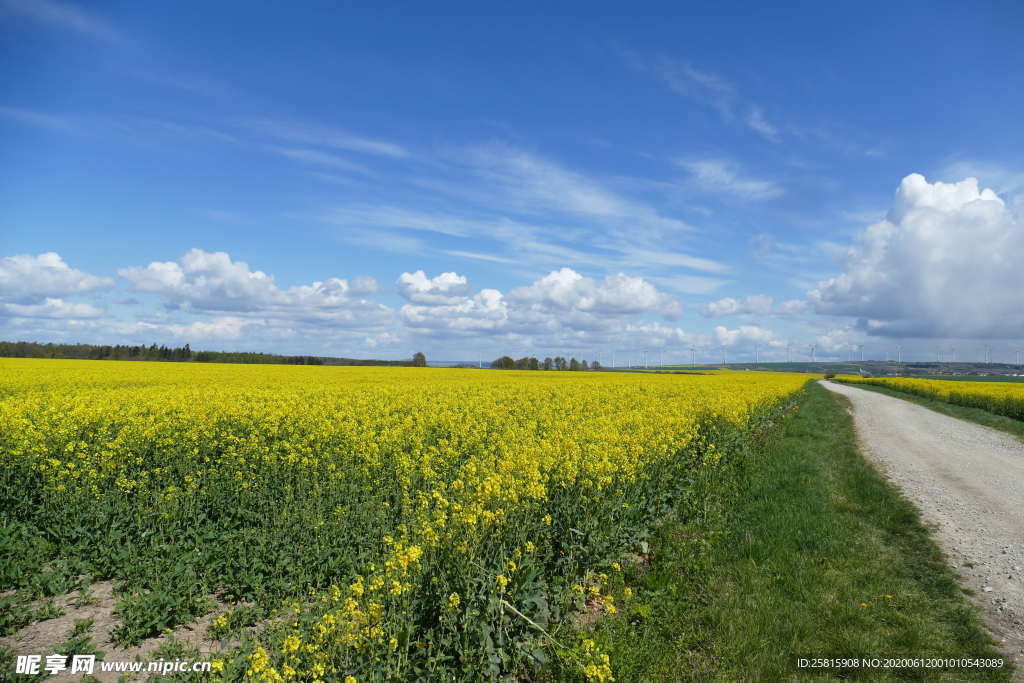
[554,356,567,371]
[591,359,602,370]
[514,357,531,370]
[543,357,553,371]
[412,351,427,367]
[569,358,580,371]
[580,360,589,371]
[492,356,515,369]
[529,357,540,370]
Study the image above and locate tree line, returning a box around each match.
[0,341,427,367]
[490,356,602,371]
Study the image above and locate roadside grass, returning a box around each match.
[835,381,1024,443]
[584,382,1011,681]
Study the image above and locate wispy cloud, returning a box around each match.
[444,250,518,264]
[1,0,124,43]
[0,105,71,131]
[272,146,376,176]
[624,50,781,142]
[788,124,885,158]
[654,59,737,121]
[746,106,780,142]
[677,158,783,200]
[450,145,694,239]
[247,119,409,158]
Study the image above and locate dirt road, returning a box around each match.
[821,380,1024,674]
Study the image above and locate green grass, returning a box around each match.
[586,383,1011,681]
[838,381,1024,443]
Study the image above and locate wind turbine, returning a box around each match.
[689,346,696,367]
[809,344,816,364]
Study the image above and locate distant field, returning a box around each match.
[839,376,1024,421]
[916,375,1024,383]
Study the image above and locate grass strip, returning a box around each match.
[586,382,1012,681]
[834,381,1024,443]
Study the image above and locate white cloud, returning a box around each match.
[401,289,508,332]
[397,270,472,304]
[271,147,375,176]
[510,268,683,318]
[631,54,782,141]
[465,146,690,236]
[702,295,807,318]
[746,106,780,142]
[0,106,71,131]
[0,297,103,319]
[247,120,408,158]
[619,248,730,274]
[166,316,249,340]
[713,324,783,349]
[397,268,683,343]
[810,173,1023,338]
[0,252,114,303]
[703,295,773,317]
[814,325,864,354]
[652,59,737,121]
[941,160,1024,199]
[678,159,783,200]
[119,248,389,325]
[0,0,123,43]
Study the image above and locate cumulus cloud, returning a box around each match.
[0,252,114,303]
[401,289,508,332]
[713,324,783,348]
[119,249,388,325]
[703,295,773,317]
[397,270,472,304]
[0,297,103,319]
[703,294,806,318]
[397,268,683,341]
[510,268,683,318]
[814,325,864,354]
[810,173,1023,338]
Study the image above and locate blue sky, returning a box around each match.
[2,0,1023,362]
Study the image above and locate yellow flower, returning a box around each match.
[282,634,301,653]
[495,575,509,591]
[447,592,461,609]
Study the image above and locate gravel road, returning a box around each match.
[821,380,1024,675]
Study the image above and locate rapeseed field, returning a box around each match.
[841,376,1024,421]
[0,359,807,680]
